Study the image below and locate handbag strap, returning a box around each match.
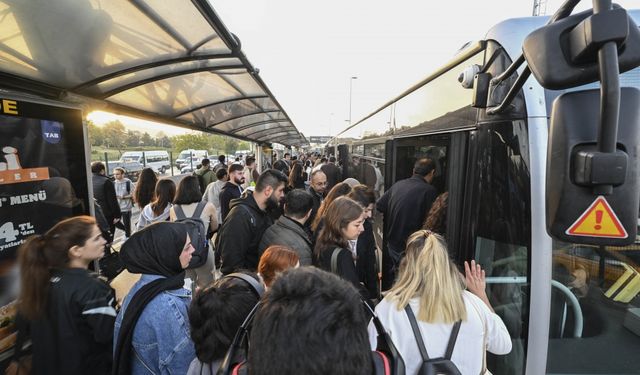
[404,305,462,361]
[468,295,489,374]
[330,247,341,274]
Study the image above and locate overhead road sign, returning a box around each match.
[0,0,308,147]
[309,136,332,144]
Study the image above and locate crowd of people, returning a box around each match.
[9,152,513,375]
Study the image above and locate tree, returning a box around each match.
[171,133,210,152]
[141,132,153,146]
[126,130,141,147]
[102,120,126,149]
[223,138,240,155]
[156,135,171,148]
[87,120,105,146]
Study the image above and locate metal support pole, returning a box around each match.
[349,76,357,125]
[593,0,620,195]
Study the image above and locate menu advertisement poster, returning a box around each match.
[0,98,90,362]
[0,99,90,261]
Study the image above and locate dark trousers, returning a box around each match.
[115,211,132,237]
[381,244,403,291]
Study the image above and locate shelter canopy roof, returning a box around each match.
[0,0,306,146]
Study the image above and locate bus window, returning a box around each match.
[547,234,640,373]
[463,120,531,375]
[393,134,449,194]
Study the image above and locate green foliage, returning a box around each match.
[102,120,126,149]
[141,132,153,146]
[170,133,211,153]
[126,130,141,147]
[87,120,104,146]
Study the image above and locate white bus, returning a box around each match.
[330,7,640,375]
[120,150,171,174]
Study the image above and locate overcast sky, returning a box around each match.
[210,0,638,138]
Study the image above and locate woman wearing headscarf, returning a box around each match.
[113,222,196,374]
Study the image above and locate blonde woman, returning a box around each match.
[368,230,512,374]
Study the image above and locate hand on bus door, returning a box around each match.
[465,260,494,312]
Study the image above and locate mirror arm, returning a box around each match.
[593,0,621,195]
[486,67,531,115]
[488,0,582,114]
[551,0,583,23]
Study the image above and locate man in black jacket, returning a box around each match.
[377,158,438,271]
[218,169,288,274]
[219,163,245,221]
[91,162,120,240]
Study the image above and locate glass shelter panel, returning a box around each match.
[107,72,240,116]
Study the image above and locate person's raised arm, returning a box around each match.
[465,260,494,312]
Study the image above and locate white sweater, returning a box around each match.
[136,203,171,230]
[368,291,512,375]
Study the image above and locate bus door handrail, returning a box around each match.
[485,276,583,338]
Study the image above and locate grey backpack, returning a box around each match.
[174,201,208,268]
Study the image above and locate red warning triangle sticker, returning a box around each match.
[566,196,628,238]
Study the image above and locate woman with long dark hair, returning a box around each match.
[113,222,196,374]
[132,167,158,211]
[348,185,379,300]
[136,179,176,230]
[314,196,367,297]
[170,175,217,289]
[288,162,305,190]
[16,216,116,375]
[311,182,352,241]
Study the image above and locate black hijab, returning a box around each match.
[113,222,189,375]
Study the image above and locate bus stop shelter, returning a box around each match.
[0,0,307,147]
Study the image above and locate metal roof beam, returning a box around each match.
[228,119,289,134]
[256,130,298,141]
[73,53,236,91]
[173,95,269,117]
[130,0,191,50]
[208,109,281,127]
[246,128,297,139]
[99,64,245,99]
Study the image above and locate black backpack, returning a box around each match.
[174,201,209,268]
[404,305,462,375]
[194,171,208,194]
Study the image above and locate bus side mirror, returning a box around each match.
[546,88,640,245]
[522,7,640,90]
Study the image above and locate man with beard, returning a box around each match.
[219,163,245,222]
[218,169,288,274]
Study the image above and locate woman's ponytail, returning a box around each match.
[17,216,96,319]
[18,235,51,319]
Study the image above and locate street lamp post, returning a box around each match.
[349,76,357,125]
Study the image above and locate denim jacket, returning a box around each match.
[114,275,195,374]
